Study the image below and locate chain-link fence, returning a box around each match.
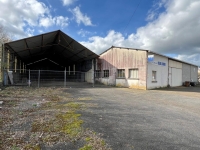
[2,69,99,88]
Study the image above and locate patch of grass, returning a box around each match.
[31,102,84,144]
[47,95,60,101]
[56,111,83,137]
[11,145,20,150]
[64,102,81,109]
[78,97,92,101]
[31,111,83,139]
[85,137,92,142]
[32,104,37,107]
[79,145,92,150]
[4,100,17,107]
[101,140,106,146]
[18,111,23,115]
[80,130,111,150]
[24,144,41,150]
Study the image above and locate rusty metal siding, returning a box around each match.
[97,47,147,89]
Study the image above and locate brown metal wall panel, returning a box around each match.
[98,47,147,89]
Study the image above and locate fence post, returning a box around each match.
[28,69,30,87]
[92,70,94,87]
[64,67,66,87]
[38,70,40,88]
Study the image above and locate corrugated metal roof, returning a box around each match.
[5,30,99,65]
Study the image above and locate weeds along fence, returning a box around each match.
[2,69,97,87]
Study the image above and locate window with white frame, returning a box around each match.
[129,69,138,78]
[152,71,157,81]
[103,70,109,77]
[117,69,125,78]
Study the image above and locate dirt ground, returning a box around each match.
[0,86,111,150]
[1,85,200,150]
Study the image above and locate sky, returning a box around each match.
[0,0,200,66]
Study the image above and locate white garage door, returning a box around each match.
[172,68,182,87]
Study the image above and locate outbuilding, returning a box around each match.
[95,46,198,89]
[1,30,98,87]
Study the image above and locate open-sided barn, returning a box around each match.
[1,30,98,87]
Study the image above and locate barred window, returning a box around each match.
[103,70,109,77]
[129,69,138,78]
[117,69,125,78]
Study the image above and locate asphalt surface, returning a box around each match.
[66,86,200,150]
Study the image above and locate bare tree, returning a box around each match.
[0,25,12,81]
[0,25,12,43]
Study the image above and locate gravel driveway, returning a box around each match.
[66,86,200,150]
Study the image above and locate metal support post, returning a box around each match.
[64,67,66,87]
[38,70,40,88]
[1,43,4,83]
[92,70,94,87]
[28,69,30,87]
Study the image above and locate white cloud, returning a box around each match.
[77,29,95,37]
[146,0,166,21]
[71,6,93,26]
[39,16,69,28]
[81,0,200,65]
[0,0,69,39]
[81,30,126,53]
[61,0,76,6]
[0,0,49,38]
[39,16,54,28]
[25,28,35,37]
[38,30,44,33]
[176,54,200,66]
[55,16,69,27]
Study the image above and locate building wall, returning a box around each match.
[169,60,182,68]
[85,59,94,83]
[182,63,191,82]
[97,47,147,89]
[85,69,93,83]
[147,53,168,89]
[190,65,198,82]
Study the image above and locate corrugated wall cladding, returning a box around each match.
[182,63,191,82]
[97,47,147,89]
[190,66,198,82]
[169,60,182,68]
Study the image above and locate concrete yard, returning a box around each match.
[67,85,200,150]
